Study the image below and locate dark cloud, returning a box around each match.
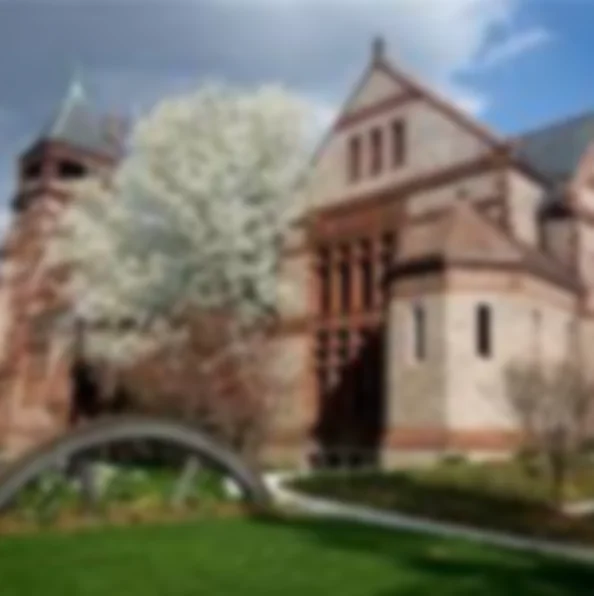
[0,0,547,223]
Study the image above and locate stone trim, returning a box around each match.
[310,153,499,223]
[21,139,119,168]
[384,428,520,451]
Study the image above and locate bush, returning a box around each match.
[438,453,468,466]
[291,470,594,546]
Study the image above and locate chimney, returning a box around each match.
[372,36,386,64]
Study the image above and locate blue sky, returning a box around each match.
[0,0,592,232]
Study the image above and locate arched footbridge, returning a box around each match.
[0,416,271,515]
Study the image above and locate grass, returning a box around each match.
[0,516,593,596]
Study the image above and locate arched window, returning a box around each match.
[476,304,492,358]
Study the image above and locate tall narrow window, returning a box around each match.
[360,239,374,311]
[392,119,405,168]
[413,304,426,361]
[370,127,383,175]
[361,258,374,311]
[476,304,492,358]
[349,135,362,182]
[339,247,352,314]
[381,232,396,306]
[319,264,331,315]
[338,329,349,362]
[317,247,331,315]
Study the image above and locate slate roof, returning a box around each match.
[513,111,594,184]
[38,76,121,158]
[393,200,581,292]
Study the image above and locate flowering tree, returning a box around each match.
[49,84,313,364]
[505,359,594,504]
[47,84,313,452]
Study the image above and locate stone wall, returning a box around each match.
[345,68,406,113]
[444,270,575,434]
[386,288,447,431]
[505,169,544,247]
[311,96,492,209]
[382,266,578,462]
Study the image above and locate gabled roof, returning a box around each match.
[513,111,594,184]
[36,74,122,159]
[393,200,581,291]
[311,37,503,166]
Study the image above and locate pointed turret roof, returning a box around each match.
[36,71,122,158]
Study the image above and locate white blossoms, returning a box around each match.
[49,84,314,363]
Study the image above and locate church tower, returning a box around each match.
[0,74,126,458]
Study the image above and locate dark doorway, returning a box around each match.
[312,325,386,469]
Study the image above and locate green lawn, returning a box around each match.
[0,516,593,596]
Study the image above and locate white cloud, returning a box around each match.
[480,27,552,68]
[211,0,549,116]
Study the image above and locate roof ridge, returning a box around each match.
[48,76,91,138]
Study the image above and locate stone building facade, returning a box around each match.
[2,38,594,467]
[265,39,594,468]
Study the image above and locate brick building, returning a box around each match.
[0,78,124,457]
[2,38,594,466]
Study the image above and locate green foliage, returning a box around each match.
[293,462,594,547]
[7,464,231,528]
[438,453,468,467]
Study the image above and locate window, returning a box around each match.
[476,304,492,358]
[24,161,42,180]
[361,258,374,311]
[381,231,396,271]
[317,246,331,315]
[412,304,426,361]
[58,160,87,180]
[370,127,383,175]
[339,259,352,313]
[348,136,362,182]
[316,331,330,361]
[360,239,374,311]
[391,119,406,168]
[338,329,350,365]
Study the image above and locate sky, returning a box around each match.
[0,0,592,235]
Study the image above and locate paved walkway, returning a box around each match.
[264,472,594,564]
